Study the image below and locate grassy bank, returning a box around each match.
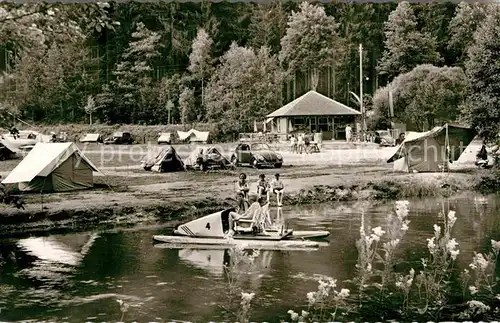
[1,172,489,237]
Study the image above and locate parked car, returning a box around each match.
[375,130,396,147]
[184,146,233,171]
[231,142,283,168]
[104,132,134,145]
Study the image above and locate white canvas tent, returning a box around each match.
[387,124,476,173]
[80,133,102,143]
[2,142,100,192]
[157,132,171,144]
[177,129,209,143]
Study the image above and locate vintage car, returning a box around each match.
[375,130,396,147]
[104,132,134,145]
[230,142,283,168]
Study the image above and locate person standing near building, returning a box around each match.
[345,124,352,143]
[297,133,304,154]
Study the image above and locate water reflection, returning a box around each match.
[0,194,499,321]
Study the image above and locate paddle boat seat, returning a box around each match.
[235,203,271,234]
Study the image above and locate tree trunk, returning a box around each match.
[201,76,204,107]
[311,68,319,91]
[89,113,93,125]
[293,72,296,100]
[328,67,331,97]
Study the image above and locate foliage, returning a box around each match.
[373,64,468,131]
[105,22,162,124]
[461,5,500,142]
[377,1,440,82]
[187,27,214,110]
[1,40,99,123]
[286,200,500,321]
[248,1,289,54]
[220,244,259,322]
[205,43,282,135]
[179,87,196,125]
[448,2,486,66]
[279,1,341,90]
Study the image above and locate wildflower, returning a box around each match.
[372,226,385,237]
[469,286,478,295]
[288,310,299,321]
[421,258,428,268]
[471,253,489,271]
[301,310,309,318]
[450,250,460,260]
[241,292,255,304]
[306,291,316,305]
[491,240,500,252]
[496,294,500,300]
[467,300,490,313]
[427,237,437,254]
[395,200,410,219]
[433,224,441,235]
[337,288,350,298]
[447,238,459,251]
[390,239,400,248]
[447,210,457,226]
[401,221,410,231]
[366,263,372,272]
[395,281,403,289]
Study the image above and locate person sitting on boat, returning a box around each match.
[270,173,284,207]
[238,173,250,203]
[257,174,270,203]
[227,196,267,235]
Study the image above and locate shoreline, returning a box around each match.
[0,166,493,237]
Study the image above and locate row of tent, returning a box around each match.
[80,128,210,144]
[1,142,231,193]
[0,123,478,195]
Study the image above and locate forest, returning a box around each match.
[0,1,498,139]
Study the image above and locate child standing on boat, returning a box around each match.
[257,174,270,203]
[270,173,284,206]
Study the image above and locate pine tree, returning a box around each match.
[448,2,486,66]
[279,1,341,91]
[111,22,162,123]
[462,5,500,139]
[179,87,195,126]
[187,28,214,108]
[377,1,440,82]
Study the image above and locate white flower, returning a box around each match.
[467,300,490,313]
[427,237,437,254]
[469,286,478,295]
[447,210,457,226]
[372,226,385,237]
[401,221,410,231]
[306,291,316,305]
[370,233,380,242]
[450,250,459,260]
[433,224,441,234]
[366,263,372,272]
[288,310,299,321]
[496,294,500,300]
[395,281,403,288]
[301,310,309,318]
[337,288,350,298]
[241,292,255,303]
[447,238,459,252]
[491,240,500,252]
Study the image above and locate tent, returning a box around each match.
[157,132,171,144]
[177,129,210,143]
[2,142,100,192]
[0,138,20,160]
[141,146,186,172]
[387,124,476,172]
[80,133,102,143]
[184,146,232,170]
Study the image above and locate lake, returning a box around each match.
[0,193,499,322]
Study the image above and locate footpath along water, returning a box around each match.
[0,193,498,321]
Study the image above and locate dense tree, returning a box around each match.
[279,1,341,91]
[179,87,196,125]
[448,2,486,66]
[461,5,500,140]
[373,64,468,131]
[377,1,440,83]
[248,1,289,54]
[205,43,282,134]
[187,28,213,109]
[106,22,162,124]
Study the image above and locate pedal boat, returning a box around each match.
[153,208,330,250]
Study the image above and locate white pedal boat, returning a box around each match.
[153,208,330,250]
